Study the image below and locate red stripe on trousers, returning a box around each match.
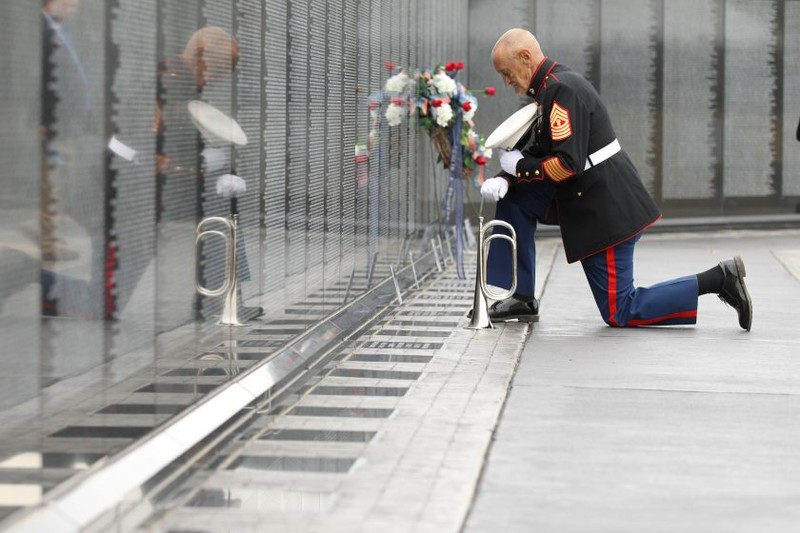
[606,247,619,326]
[628,310,698,326]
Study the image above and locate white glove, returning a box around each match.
[216,173,247,198]
[480,176,509,202]
[500,149,524,175]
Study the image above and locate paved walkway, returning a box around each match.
[466,229,800,533]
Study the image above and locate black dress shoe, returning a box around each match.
[489,296,539,322]
[718,256,752,331]
[240,305,265,321]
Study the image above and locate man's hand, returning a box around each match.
[500,149,524,175]
[480,176,509,202]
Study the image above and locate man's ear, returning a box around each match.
[518,49,532,65]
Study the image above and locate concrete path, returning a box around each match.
[465,229,800,533]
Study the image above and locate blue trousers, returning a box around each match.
[487,181,698,327]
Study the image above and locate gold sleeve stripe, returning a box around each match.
[549,101,573,142]
[542,157,575,182]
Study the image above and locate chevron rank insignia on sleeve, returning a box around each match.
[542,156,575,182]
[549,101,572,142]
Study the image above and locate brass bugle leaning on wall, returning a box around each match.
[195,214,244,326]
[465,216,517,329]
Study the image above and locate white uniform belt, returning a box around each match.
[584,138,621,171]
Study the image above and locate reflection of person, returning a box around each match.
[479,29,752,330]
[41,0,88,316]
[41,0,85,267]
[155,26,240,179]
[155,26,261,320]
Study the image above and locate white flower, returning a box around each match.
[385,103,404,126]
[431,72,457,95]
[483,147,493,160]
[385,72,410,93]
[435,103,453,127]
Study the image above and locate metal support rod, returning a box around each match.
[409,251,420,289]
[389,265,403,305]
[439,231,456,264]
[343,268,357,303]
[366,252,379,290]
[397,235,410,267]
[463,218,477,248]
[430,238,443,272]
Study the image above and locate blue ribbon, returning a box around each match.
[448,108,466,280]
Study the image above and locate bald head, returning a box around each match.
[181,26,240,88]
[491,29,545,95]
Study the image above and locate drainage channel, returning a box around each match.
[122,260,477,532]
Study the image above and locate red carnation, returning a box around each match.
[485,86,496,96]
[445,61,456,71]
[455,61,464,70]
[385,60,396,71]
[476,156,487,165]
[461,101,472,112]
[432,98,444,108]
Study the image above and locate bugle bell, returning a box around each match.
[465,216,517,329]
[195,214,244,326]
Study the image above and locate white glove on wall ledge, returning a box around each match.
[500,149,524,175]
[480,176,509,202]
[216,174,247,198]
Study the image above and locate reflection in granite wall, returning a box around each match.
[262,0,289,301]
[0,3,41,409]
[468,0,532,185]
[39,1,108,384]
[340,0,359,288]
[198,1,237,321]
[156,1,203,331]
[307,2,326,281]
[783,2,800,197]
[234,0,267,308]
[109,0,158,353]
[534,0,599,83]
[355,0,372,277]
[45,2,106,320]
[600,0,659,195]
[723,0,780,198]
[0,0,472,411]
[662,0,719,200]
[325,0,346,299]
[286,0,309,281]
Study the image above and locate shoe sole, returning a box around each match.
[734,255,753,331]
[491,314,540,323]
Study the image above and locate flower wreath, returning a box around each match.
[382,60,495,186]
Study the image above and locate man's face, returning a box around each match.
[492,48,531,95]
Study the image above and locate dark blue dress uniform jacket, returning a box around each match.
[503,57,661,263]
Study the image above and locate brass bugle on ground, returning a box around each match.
[195,214,244,326]
[465,216,517,329]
